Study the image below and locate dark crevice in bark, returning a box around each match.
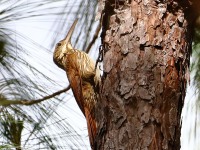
[154,45,163,50]
[139,44,145,51]
[100,1,114,43]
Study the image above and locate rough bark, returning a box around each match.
[96,0,193,150]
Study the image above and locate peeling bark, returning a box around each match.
[96,0,193,150]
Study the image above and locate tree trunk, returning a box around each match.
[96,0,193,149]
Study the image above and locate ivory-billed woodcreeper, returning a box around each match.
[53,19,100,149]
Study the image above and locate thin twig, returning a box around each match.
[0,86,70,106]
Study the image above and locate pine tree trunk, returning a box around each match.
[96,0,193,149]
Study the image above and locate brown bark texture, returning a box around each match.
[95,0,193,150]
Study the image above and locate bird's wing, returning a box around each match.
[65,60,85,115]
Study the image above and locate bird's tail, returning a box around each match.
[85,108,97,150]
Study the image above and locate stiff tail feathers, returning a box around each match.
[85,108,97,149]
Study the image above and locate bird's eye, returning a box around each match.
[57,43,62,46]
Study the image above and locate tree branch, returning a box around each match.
[0,86,70,106]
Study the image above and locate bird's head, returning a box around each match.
[53,19,78,69]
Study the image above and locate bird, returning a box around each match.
[53,19,100,149]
